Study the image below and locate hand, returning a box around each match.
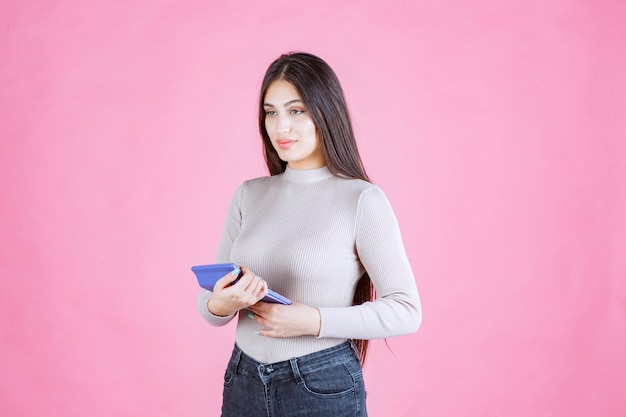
[247,302,321,338]
[207,267,268,316]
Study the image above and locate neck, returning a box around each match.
[283,165,333,183]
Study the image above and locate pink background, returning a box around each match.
[1,1,625,416]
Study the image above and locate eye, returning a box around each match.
[265,110,277,117]
[290,109,305,115]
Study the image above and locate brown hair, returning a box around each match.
[258,52,375,364]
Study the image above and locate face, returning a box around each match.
[263,79,325,170]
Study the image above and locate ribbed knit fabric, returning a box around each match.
[196,165,422,363]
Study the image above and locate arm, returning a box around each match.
[247,187,421,340]
[317,187,422,339]
[196,185,246,326]
[247,301,321,338]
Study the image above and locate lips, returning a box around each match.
[276,139,296,149]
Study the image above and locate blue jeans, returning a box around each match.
[221,341,368,417]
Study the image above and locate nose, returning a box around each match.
[276,113,291,135]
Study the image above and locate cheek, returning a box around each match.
[304,119,317,138]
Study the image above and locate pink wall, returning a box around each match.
[1,1,625,416]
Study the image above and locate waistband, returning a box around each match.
[230,341,360,381]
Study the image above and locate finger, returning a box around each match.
[240,274,261,292]
[239,267,257,281]
[256,329,281,338]
[214,267,242,291]
[239,274,265,295]
[255,280,268,299]
[248,299,273,314]
[247,312,270,331]
[237,277,266,306]
[230,268,256,288]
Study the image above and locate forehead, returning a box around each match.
[264,79,302,104]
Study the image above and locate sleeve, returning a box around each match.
[195,185,244,326]
[317,187,422,339]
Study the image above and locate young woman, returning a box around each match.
[197,52,422,417]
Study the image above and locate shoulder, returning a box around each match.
[325,178,395,218]
[230,173,285,206]
[240,173,284,191]
[332,177,387,202]
[348,181,396,222]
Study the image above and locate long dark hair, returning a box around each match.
[258,52,375,365]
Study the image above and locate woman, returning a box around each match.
[197,52,422,417]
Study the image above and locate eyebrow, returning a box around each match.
[263,99,304,108]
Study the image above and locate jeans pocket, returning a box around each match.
[299,362,356,398]
[223,345,244,388]
[223,366,235,387]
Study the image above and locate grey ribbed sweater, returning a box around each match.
[196,165,422,363]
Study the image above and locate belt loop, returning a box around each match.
[348,339,361,361]
[289,358,304,385]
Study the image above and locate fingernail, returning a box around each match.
[254,330,260,335]
[231,268,241,276]
[248,313,254,319]
[257,276,262,280]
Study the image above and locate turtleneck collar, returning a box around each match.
[283,165,334,183]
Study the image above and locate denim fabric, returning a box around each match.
[221,341,368,417]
